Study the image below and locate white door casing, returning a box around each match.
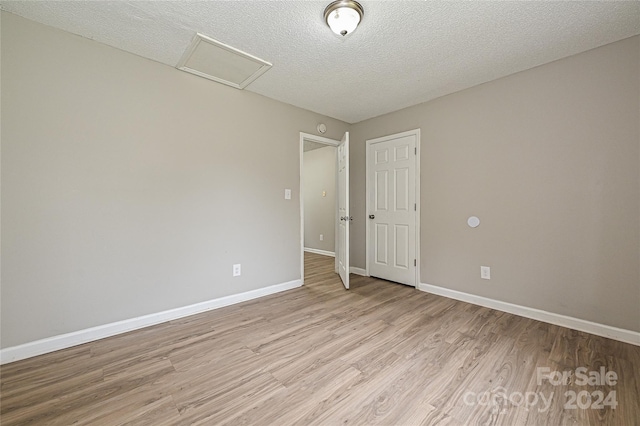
[337,132,350,289]
[366,130,419,287]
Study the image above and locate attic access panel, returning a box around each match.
[177,33,272,89]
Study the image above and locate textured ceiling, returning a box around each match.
[2,1,639,123]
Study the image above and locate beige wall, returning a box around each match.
[2,11,638,350]
[350,36,640,332]
[0,13,349,348]
[304,146,336,253]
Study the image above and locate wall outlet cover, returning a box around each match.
[233,264,241,277]
[481,266,491,280]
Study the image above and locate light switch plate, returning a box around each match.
[284,189,292,200]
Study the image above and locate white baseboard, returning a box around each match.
[350,267,367,276]
[0,279,302,365]
[304,247,335,257]
[418,283,640,346]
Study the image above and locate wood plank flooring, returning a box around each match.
[1,252,639,425]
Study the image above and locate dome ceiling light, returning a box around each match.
[324,0,364,37]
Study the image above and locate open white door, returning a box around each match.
[337,132,350,289]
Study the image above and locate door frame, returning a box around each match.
[299,132,341,285]
[365,128,421,287]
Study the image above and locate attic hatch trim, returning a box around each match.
[176,33,272,90]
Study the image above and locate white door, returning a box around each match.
[337,132,350,289]
[367,132,417,286]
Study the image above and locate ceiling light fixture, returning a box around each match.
[324,0,364,37]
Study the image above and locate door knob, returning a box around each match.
[369,214,375,219]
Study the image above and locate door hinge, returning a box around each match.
[414,259,417,267]
[414,203,416,211]
[414,147,417,155]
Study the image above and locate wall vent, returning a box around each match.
[176,33,272,89]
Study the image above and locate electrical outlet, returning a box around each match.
[320,234,324,241]
[233,264,241,277]
[481,266,491,280]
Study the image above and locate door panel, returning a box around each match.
[395,167,409,211]
[375,170,388,210]
[337,132,350,289]
[368,133,417,286]
[375,148,388,164]
[395,145,409,161]
[394,224,410,269]
[375,223,388,265]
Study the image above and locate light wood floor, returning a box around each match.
[1,252,639,425]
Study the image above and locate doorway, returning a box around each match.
[303,142,337,258]
[365,129,421,287]
[300,132,350,289]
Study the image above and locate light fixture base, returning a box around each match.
[324,0,364,37]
